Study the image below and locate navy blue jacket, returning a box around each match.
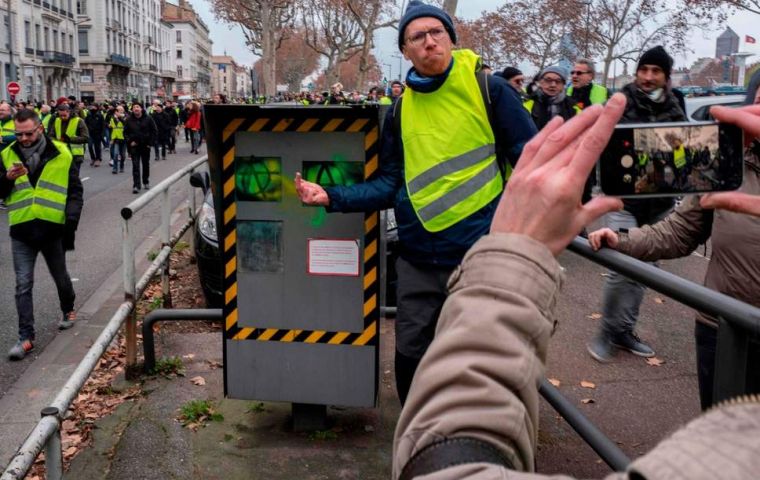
[325,74,537,267]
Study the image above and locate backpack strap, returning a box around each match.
[398,436,515,480]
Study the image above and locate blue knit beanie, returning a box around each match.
[398,1,456,51]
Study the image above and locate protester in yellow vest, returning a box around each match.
[0,108,83,360]
[294,0,536,405]
[109,105,127,174]
[48,104,89,173]
[567,59,609,110]
[39,104,53,130]
[0,101,16,151]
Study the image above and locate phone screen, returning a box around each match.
[599,122,744,197]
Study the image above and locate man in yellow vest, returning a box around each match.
[567,59,609,110]
[294,0,536,405]
[39,104,52,131]
[109,105,127,174]
[0,109,83,360]
[48,104,89,174]
[0,101,16,151]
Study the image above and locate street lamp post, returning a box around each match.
[582,0,592,58]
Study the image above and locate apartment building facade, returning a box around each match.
[162,0,211,99]
[77,0,175,103]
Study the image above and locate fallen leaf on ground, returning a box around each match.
[581,398,595,404]
[654,297,665,304]
[645,357,665,367]
[183,354,196,360]
[190,376,206,386]
[548,378,561,387]
[580,381,596,389]
[587,313,602,320]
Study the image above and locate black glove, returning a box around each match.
[61,134,70,142]
[63,220,77,251]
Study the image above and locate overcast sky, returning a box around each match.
[190,0,760,79]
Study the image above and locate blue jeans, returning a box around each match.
[598,209,667,339]
[12,237,75,341]
[111,141,126,172]
[190,130,200,152]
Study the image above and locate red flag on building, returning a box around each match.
[747,35,757,44]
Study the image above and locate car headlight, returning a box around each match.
[198,202,218,242]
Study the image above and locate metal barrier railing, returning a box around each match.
[539,236,760,470]
[1,156,209,480]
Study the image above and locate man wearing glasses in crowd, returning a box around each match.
[498,67,527,100]
[0,109,83,360]
[524,66,580,130]
[567,58,609,110]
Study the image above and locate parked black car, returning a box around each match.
[190,172,222,307]
[190,172,398,310]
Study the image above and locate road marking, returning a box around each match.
[81,177,90,182]
[71,278,79,282]
[691,251,711,261]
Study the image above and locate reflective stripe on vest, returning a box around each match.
[54,117,85,156]
[110,118,125,140]
[401,49,502,233]
[674,145,686,169]
[0,140,72,226]
[41,114,52,130]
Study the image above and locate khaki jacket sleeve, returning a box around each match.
[616,195,713,261]
[393,234,564,478]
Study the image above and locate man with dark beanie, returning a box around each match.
[498,66,526,96]
[587,45,685,363]
[294,0,536,405]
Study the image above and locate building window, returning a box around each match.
[44,27,49,51]
[176,30,181,43]
[24,21,31,50]
[176,49,182,59]
[35,24,40,51]
[3,16,10,51]
[80,68,93,83]
[177,65,182,78]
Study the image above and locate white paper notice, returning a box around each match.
[308,239,360,276]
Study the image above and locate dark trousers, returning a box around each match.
[12,237,75,341]
[131,145,151,188]
[394,256,455,405]
[168,129,176,152]
[695,321,760,410]
[88,137,102,161]
[184,127,190,142]
[154,141,166,160]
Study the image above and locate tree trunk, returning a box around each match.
[442,0,457,16]
[260,3,277,97]
[356,36,372,91]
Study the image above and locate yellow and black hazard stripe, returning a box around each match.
[215,108,380,346]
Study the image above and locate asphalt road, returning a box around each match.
[0,138,206,397]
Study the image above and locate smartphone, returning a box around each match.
[599,121,744,197]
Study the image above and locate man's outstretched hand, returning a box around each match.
[294,172,330,206]
[490,93,626,256]
[700,104,760,217]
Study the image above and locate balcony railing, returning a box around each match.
[42,50,75,66]
[149,64,158,72]
[108,54,132,68]
[160,69,176,79]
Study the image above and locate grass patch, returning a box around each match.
[246,402,266,414]
[172,241,190,253]
[146,295,163,312]
[147,249,159,261]
[151,356,184,377]
[309,429,338,441]
[179,399,224,429]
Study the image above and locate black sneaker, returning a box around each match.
[587,334,615,363]
[133,187,139,194]
[59,311,76,330]
[143,183,150,189]
[611,332,655,357]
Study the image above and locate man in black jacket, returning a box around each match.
[124,103,157,194]
[588,45,685,363]
[150,104,171,161]
[0,109,83,360]
[164,100,179,154]
[524,66,579,130]
[85,104,104,167]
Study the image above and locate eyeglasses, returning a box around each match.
[14,130,39,138]
[512,78,525,85]
[540,77,564,86]
[406,27,447,47]
[571,70,591,76]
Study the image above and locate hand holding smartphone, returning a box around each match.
[599,121,744,197]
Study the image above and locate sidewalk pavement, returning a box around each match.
[66,321,401,480]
